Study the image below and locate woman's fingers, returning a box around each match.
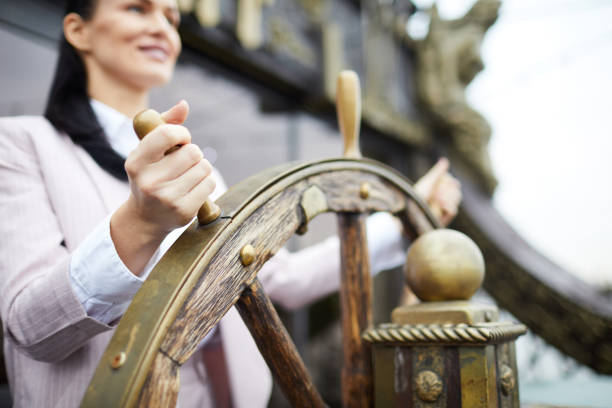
[431,174,462,226]
[436,176,461,203]
[162,158,213,198]
[180,176,216,216]
[129,160,215,228]
[161,100,190,125]
[129,100,191,165]
[136,124,192,162]
[414,158,450,199]
[412,156,463,227]
[162,174,216,225]
[146,143,205,182]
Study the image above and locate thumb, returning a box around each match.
[161,100,190,124]
[415,158,450,199]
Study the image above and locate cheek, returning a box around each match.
[91,22,136,60]
[170,33,182,60]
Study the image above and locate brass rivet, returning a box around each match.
[416,370,442,402]
[359,182,370,199]
[500,365,515,395]
[240,244,256,266]
[111,352,126,369]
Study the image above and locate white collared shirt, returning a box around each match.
[90,99,139,158]
[69,100,407,324]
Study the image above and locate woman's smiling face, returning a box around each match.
[77,0,182,91]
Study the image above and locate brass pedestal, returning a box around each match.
[364,302,526,407]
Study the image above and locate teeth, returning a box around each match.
[141,48,167,62]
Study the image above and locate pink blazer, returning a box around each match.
[0,116,272,407]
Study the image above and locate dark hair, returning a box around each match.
[44,0,128,180]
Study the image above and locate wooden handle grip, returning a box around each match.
[133,109,165,140]
[336,70,362,159]
[133,109,221,225]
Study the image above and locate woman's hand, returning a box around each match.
[124,100,215,232]
[414,158,462,227]
[111,100,216,275]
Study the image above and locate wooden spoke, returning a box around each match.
[338,213,373,408]
[236,279,326,408]
[136,353,180,408]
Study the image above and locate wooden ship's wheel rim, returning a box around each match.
[81,157,439,407]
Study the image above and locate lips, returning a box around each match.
[139,45,171,62]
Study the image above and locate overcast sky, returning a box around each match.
[412,0,612,285]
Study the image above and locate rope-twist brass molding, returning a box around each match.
[362,322,526,345]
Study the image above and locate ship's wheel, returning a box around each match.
[81,72,439,407]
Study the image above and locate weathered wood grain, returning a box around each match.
[236,279,326,408]
[136,353,179,408]
[159,170,409,364]
[161,186,304,363]
[310,171,406,215]
[338,213,373,408]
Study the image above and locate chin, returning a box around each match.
[132,69,173,89]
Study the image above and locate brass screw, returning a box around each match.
[111,352,126,369]
[500,365,515,395]
[359,182,370,199]
[240,244,256,266]
[415,370,443,402]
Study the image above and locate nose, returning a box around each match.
[147,11,174,36]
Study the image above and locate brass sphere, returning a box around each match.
[405,229,485,302]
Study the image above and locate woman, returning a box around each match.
[0,0,461,407]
